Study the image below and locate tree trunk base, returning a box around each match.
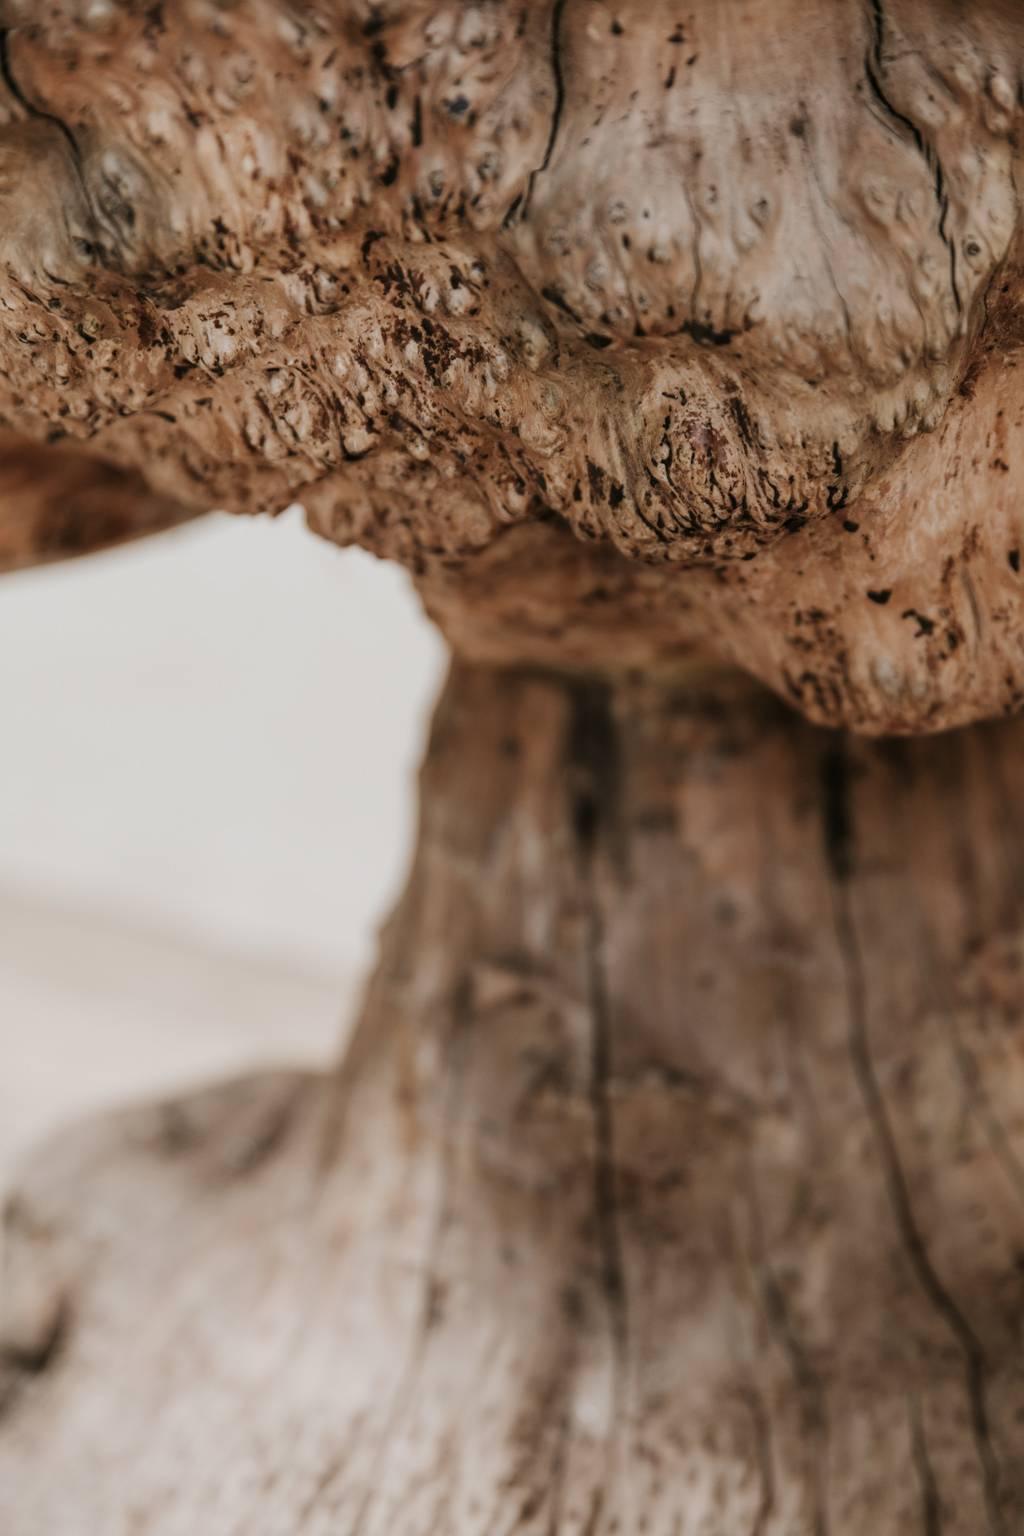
[4,662,1024,1533]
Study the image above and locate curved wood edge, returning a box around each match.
[0,433,204,575]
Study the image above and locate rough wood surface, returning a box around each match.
[5,661,1024,1533]
[1,2,1023,728]
[5,5,1024,1528]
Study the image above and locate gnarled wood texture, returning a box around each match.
[4,662,1024,1533]
[0,2,1023,728]
[5,4,1024,1528]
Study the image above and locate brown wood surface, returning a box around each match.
[1,2,1024,729]
[4,5,1024,1527]
[4,661,1024,1532]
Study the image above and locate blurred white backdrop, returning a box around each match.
[0,510,444,1174]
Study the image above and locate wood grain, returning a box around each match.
[4,663,1024,1531]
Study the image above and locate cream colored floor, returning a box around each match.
[0,512,442,1185]
[0,880,354,1181]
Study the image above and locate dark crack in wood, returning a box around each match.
[824,739,1006,1536]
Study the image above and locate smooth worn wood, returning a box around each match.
[4,661,1024,1533]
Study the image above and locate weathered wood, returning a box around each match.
[4,3,1024,1527]
[1,2,1024,729]
[4,661,1024,1532]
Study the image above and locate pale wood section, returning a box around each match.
[4,662,1024,1532]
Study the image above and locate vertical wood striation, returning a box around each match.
[3,663,1024,1531]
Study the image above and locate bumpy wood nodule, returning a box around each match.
[2,1,1024,729]
[4,663,1024,1533]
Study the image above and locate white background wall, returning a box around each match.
[0,512,444,1174]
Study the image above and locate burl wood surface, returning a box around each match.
[1,1,1024,729]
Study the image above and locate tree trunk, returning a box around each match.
[4,658,1024,1533]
